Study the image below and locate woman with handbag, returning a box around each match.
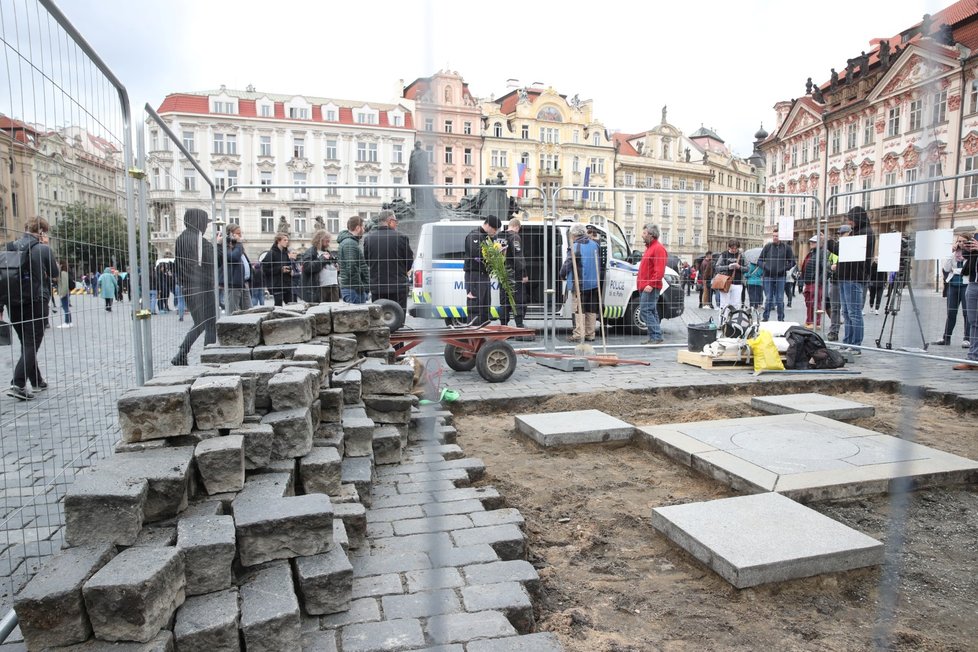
[714,239,745,311]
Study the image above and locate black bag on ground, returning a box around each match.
[784,326,845,370]
[0,236,37,307]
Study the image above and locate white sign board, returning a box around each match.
[778,216,795,240]
[838,234,867,263]
[877,232,903,273]
[913,229,953,261]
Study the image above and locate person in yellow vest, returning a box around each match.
[825,225,845,341]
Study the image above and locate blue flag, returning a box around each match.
[582,166,591,200]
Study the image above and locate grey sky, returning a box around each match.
[54,0,943,156]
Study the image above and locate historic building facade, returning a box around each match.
[480,85,616,224]
[760,0,978,251]
[149,87,414,258]
[401,70,483,201]
[0,117,40,238]
[35,127,125,223]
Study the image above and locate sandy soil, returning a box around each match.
[455,389,978,652]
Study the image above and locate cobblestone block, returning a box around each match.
[432,487,503,509]
[351,551,430,578]
[194,436,245,494]
[239,561,301,652]
[252,343,299,360]
[320,597,381,629]
[82,547,185,643]
[117,385,193,443]
[14,543,115,650]
[469,509,524,529]
[189,376,244,431]
[173,588,239,652]
[452,525,525,561]
[102,446,195,522]
[234,494,333,566]
[181,500,224,518]
[381,588,461,620]
[435,458,487,482]
[132,524,176,547]
[176,515,235,596]
[365,505,424,524]
[460,582,534,633]
[329,335,358,362]
[302,629,338,652]
[340,618,424,652]
[261,407,313,459]
[293,343,331,376]
[113,439,167,454]
[392,515,474,537]
[426,611,517,645]
[359,359,413,395]
[233,472,294,509]
[314,422,345,455]
[318,387,344,423]
[341,457,374,504]
[363,399,412,425]
[300,446,342,496]
[305,303,333,336]
[351,573,402,599]
[427,544,499,568]
[343,416,376,458]
[465,632,563,652]
[356,327,390,352]
[422,500,486,518]
[332,483,361,504]
[462,560,539,593]
[331,368,361,403]
[332,502,366,545]
[330,305,372,333]
[268,368,317,411]
[143,366,211,387]
[293,545,354,615]
[217,360,285,410]
[365,521,394,539]
[334,518,350,552]
[216,313,265,347]
[261,314,313,345]
[372,425,402,465]
[404,567,464,592]
[229,423,273,470]
[200,345,253,364]
[64,471,147,547]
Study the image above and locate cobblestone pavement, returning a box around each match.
[1,288,973,639]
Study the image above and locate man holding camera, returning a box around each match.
[221,223,252,314]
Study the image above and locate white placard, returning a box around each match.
[838,234,868,263]
[877,232,903,273]
[914,229,953,261]
[778,215,795,240]
[660,276,670,293]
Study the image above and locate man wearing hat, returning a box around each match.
[827,207,875,353]
[800,233,828,328]
[463,215,501,326]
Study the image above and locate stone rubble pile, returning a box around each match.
[8,305,412,648]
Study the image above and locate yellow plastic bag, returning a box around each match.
[747,330,785,372]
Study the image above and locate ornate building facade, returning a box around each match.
[0,117,40,238]
[35,127,125,223]
[149,87,414,258]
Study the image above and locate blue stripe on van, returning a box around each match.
[432,261,465,269]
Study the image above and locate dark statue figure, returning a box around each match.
[830,68,839,90]
[936,24,955,46]
[684,147,691,163]
[805,77,813,95]
[879,40,891,68]
[845,59,855,84]
[813,85,825,103]
[921,13,933,37]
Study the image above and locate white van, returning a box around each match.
[409,217,684,334]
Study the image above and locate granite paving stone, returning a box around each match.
[381,588,462,619]
[340,618,424,652]
[426,610,518,645]
[351,573,403,599]
[515,409,635,447]
[751,392,875,420]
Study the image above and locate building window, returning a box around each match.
[678,201,687,218]
[227,169,238,190]
[904,167,918,204]
[424,118,434,132]
[213,133,224,154]
[521,125,529,139]
[884,171,897,205]
[326,174,338,195]
[971,80,978,114]
[445,177,454,196]
[326,140,337,160]
[624,173,634,186]
[425,145,434,163]
[493,122,502,137]
[226,134,237,155]
[861,178,872,209]
[909,99,922,131]
[965,156,978,198]
[326,210,341,233]
[801,138,810,164]
[863,117,874,146]
[213,101,235,114]
[324,109,337,121]
[356,112,377,125]
[927,162,941,203]
[932,90,948,125]
[260,104,273,118]
[444,120,453,133]
[592,132,600,146]
[491,150,508,168]
[644,199,653,215]
[357,142,367,162]
[393,144,403,163]
[260,209,274,233]
[846,122,857,149]
[539,127,559,144]
[572,157,580,173]
[293,210,307,234]
[588,158,605,174]
[444,147,453,164]
[292,137,305,159]
[289,106,309,120]
[464,148,473,165]
[392,177,403,199]
[227,209,240,225]
[843,181,854,212]
[694,201,703,218]
[391,114,402,127]
[260,171,272,192]
[259,135,272,157]
[182,130,195,152]
[887,106,901,137]
[149,130,159,151]
[463,121,472,135]
[293,172,307,198]
[791,143,798,167]
[183,168,196,191]
[661,199,671,217]
[831,129,840,155]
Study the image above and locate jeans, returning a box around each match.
[746,284,763,308]
[762,276,786,321]
[60,295,71,324]
[9,301,46,388]
[839,281,865,346]
[944,282,970,341]
[149,289,158,314]
[965,283,978,361]
[226,287,253,315]
[827,281,841,337]
[341,288,368,304]
[250,287,265,306]
[639,288,662,340]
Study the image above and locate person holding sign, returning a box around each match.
[956,230,978,370]
[827,206,875,353]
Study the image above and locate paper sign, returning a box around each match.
[838,234,868,263]
[660,276,670,293]
[778,215,795,240]
[877,232,903,273]
[914,229,953,261]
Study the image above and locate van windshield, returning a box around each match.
[605,221,630,261]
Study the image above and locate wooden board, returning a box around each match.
[677,349,753,370]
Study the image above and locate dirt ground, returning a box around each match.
[455,388,978,652]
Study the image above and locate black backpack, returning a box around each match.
[784,326,845,370]
[0,236,37,307]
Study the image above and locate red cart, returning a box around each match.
[388,325,536,383]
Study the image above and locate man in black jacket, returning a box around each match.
[827,205,875,352]
[5,217,59,400]
[957,231,978,369]
[758,226,796,321]
[172,208,217,366]
[363,210,413,311]
[463,215,501,326]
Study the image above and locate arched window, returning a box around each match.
[493,122,503,137]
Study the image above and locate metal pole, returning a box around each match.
[221,193,229,314]
[136,129,154,380]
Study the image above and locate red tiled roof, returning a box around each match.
[238,99,256,118]
[611,132,640,156]
[928,0,978,29]
[0,116,41,145]
[157,95,209,114]
[495,88,549,116]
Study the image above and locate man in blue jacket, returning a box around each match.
[758,226,796,322]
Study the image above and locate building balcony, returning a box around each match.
[148,188,175,200]
[538,167,561,179]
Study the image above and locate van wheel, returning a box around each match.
[476,340,517,383]
[373,299,405,332]
[444,344,477,371]
[624,298,648,336]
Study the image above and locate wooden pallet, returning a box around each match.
[677,349,754,370]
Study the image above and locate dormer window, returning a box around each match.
[289,107,310,120]
[354,106,379,125]
[213,101,236,114]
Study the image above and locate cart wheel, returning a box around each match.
[476,340,517,383]
[444,343,477,372]
[373,299,405,333]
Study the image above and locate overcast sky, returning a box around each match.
[46,0,946,156]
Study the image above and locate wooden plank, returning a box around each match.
[677,349,788,370]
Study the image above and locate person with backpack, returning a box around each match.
[2,217,60,400]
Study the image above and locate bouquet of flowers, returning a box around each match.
[481,239,517,317]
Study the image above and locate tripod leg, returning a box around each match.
[884,284,905,349]
[876,286,894,347]
[904,284,929,351]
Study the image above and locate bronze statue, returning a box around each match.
[277,215,290,234]
[805,77,813,95]
[830,68,839,90]
[813,86,825,103]
[880,40,891,68]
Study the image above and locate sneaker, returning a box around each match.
[874,309,880,315]
[7,385,34,401]
[33,381,48,391]
[565,337,583,343]
[57,323,72,329]
[646,338,664,345]
[933,339,950,346]
[952,362,978,370]
[827,333,839,342]
[964,341,971,348]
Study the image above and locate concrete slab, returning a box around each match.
[651,492,884,588]
[638,412,978,500]
[514,409,634,447]
[751,392,875,420]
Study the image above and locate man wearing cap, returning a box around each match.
[800,233,828,328]
[363,209,413,312]
[463,215,501,326]
[827,206,875,353]
[758,226,796,322]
